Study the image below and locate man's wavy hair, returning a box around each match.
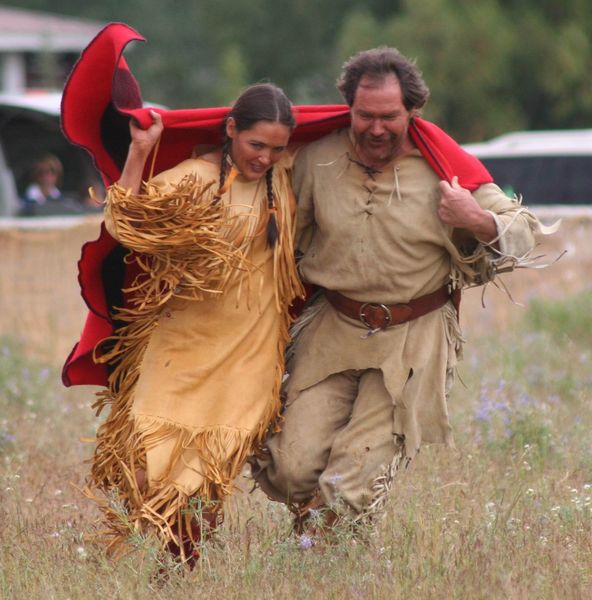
[336,47,430,112]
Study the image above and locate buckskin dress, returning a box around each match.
[88,154,302,555]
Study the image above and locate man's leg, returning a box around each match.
[254,370,361,504]
[318,368,405,516]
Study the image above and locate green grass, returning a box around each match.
[526,290,592,345]
[1,293,591,599]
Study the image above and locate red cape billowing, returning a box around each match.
[61,22,492,387]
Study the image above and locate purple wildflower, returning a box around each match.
[298,534,314,550]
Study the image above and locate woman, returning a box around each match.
[88,82,302,566]
[20,154,63,215]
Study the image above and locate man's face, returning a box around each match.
[350,74,414,168]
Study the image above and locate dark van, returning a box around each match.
[463,129,592,205]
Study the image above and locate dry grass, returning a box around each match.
[1,290,591,599]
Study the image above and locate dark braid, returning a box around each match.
[265,168,278,248]
[217,136,231,200]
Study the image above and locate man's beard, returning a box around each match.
[357,132,402,165]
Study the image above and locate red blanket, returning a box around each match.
[61,23,492,387]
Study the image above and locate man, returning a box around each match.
[253,48,543,534]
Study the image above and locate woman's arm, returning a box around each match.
[118,110,164,194]
[104,110,165,240]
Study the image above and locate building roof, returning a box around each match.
[0,6,104,51]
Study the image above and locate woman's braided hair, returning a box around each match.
[219,83,295,247]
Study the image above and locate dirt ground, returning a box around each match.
[0,208,589,365]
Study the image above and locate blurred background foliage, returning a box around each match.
[4,0,592,141]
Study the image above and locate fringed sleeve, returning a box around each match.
[103,172,251,307]
[448,184,560,290]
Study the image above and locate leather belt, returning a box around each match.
[325,284,456,331]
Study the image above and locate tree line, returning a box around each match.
[7,0,592,141]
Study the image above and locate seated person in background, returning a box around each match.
[20,154,63,215]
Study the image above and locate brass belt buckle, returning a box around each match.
[359,302,392,330]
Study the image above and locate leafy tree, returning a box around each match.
[503,10,592,130]
[333,8,389,72]
[4,0,592,138]
[380,0,522,141]
[215,45,249,105]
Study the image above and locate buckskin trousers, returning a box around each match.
[253,368,406,514]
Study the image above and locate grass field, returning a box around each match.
[1,291,591,599]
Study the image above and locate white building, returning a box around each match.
[0,6,103,93]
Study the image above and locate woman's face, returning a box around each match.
[226,119,291,181]
[36,165,59,187]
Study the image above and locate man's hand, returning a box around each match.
[438,176,497,243]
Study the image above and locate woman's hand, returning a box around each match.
[117,110,164,193]
[129,110,164,156]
